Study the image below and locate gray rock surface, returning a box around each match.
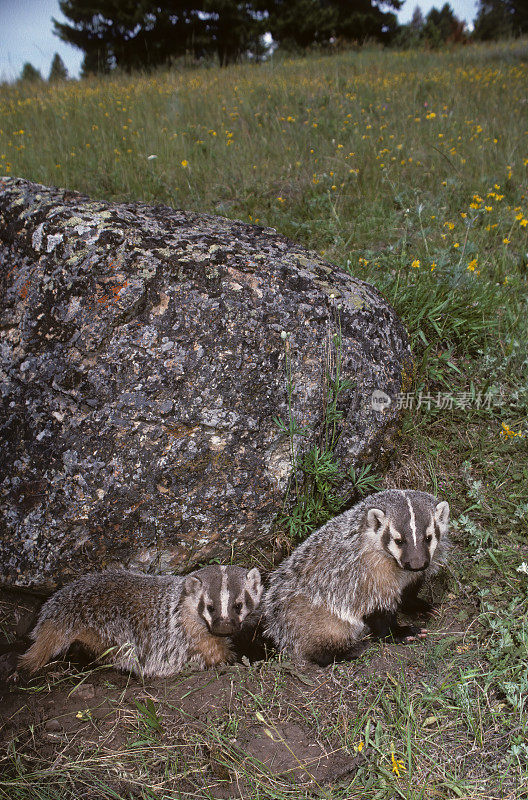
[0,177,412,588]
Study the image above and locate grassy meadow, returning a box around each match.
[1,40,528,799]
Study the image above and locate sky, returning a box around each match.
[0,0,481,82]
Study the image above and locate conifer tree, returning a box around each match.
[203,0,265,64]
[422,3,459,45]
[48,53,69,81]
[20,63,43,82]
[53,0,405,70]
[261,0,402,49]
[474,0,528,39]
[410,5,424,30]
[54,0,262,71]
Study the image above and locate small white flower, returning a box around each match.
[516,562,528,574]
[147,154,158,160]
[280,331,288,340]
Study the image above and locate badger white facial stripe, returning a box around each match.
[220,566,229,618]
[406,494,417,546]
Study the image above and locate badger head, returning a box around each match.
[185,565,263,636]
[365,490,450,572]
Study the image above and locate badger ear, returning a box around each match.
[246,567,263,599]
[434,500,450,527]
[185,575,202,595]
[367,508,386,533]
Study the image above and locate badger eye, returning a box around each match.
[393,538,404,547]
[233,602,243,614]
[207,604,215,613]
[425,534,433,544]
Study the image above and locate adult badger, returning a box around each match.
[262,489,450,666]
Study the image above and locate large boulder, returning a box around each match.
[0,177,412,588]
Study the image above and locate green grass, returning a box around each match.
[1,39,528,800]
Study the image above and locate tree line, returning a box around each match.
[397,0,528,47]
[18,0,528,81]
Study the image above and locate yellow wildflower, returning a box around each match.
[411,259,420,269]
[501,423,524,439]
[390,744,406,777]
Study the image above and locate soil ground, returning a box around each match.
[1,583,497,800]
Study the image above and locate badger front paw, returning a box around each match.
[391,624,428,643]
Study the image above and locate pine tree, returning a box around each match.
[258,0,336,49]
[422,3,460,45]
[393,4,424,47]
[53,0,263,72]
[329,0,402,43]
[20,63,43,82]
[203,0,265,65]
[54,0,403,68]
[410,5,424,30]
[474,0,528,39]
[262,0,402,50]
[48,53,69,81]
[80,45,114,77]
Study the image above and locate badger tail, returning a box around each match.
[19,620,70,674]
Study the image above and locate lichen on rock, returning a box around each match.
[0,177,412,588]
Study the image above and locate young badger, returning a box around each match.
[263,489,450,666]
[20,565,263,678]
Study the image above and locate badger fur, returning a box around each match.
[20,565,263,678]
[262,489,450,666]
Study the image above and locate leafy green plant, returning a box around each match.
[274,328,381,541]
[347,464,383,497]
[133,697,163,741]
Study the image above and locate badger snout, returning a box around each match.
[402,559,429,572]
[209,618,241,636]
